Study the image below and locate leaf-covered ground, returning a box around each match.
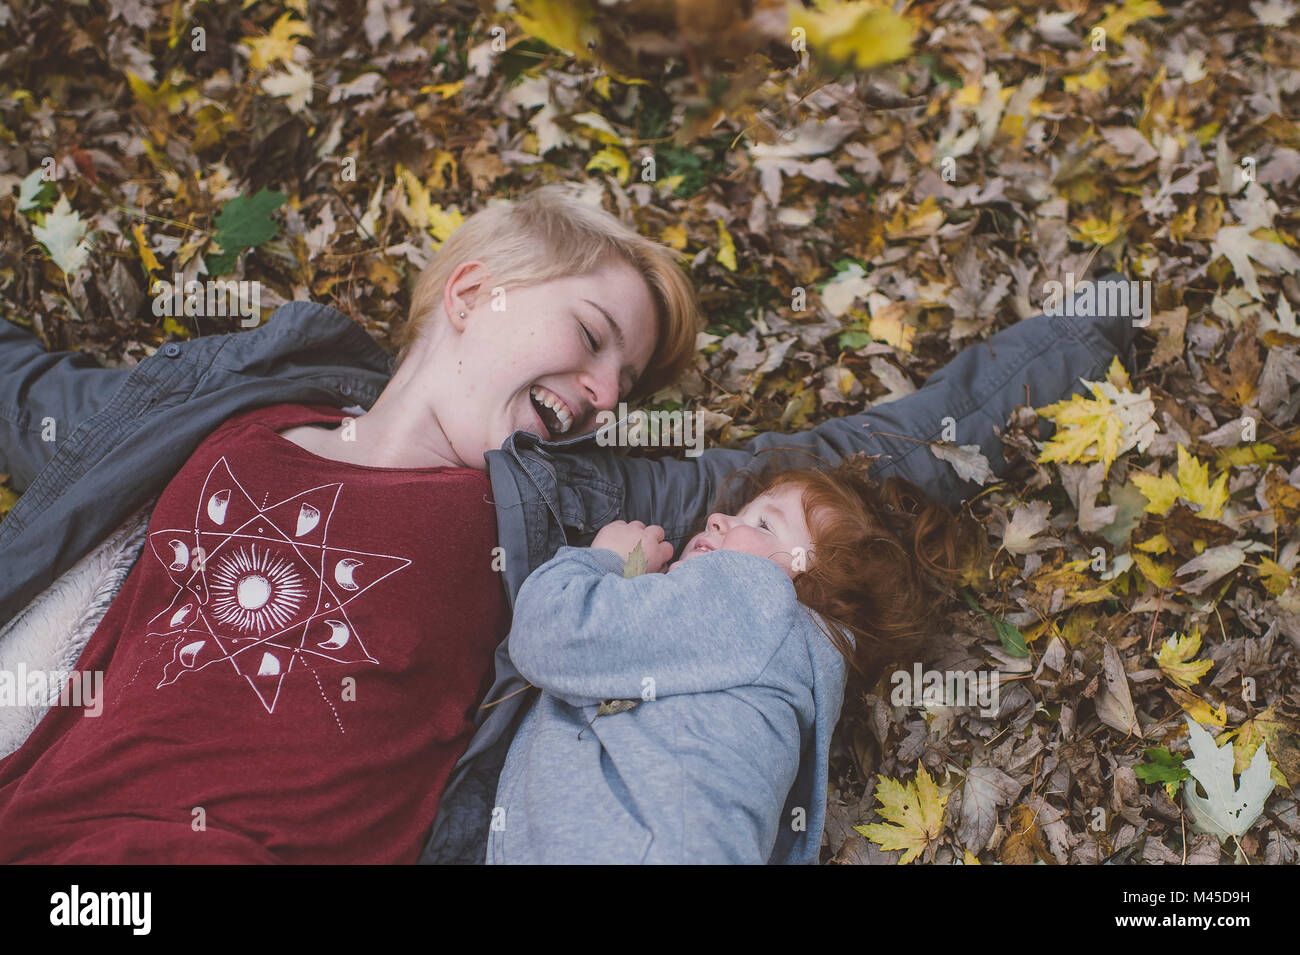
[1,0,1298,864]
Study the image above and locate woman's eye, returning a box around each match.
[581,323,598,351]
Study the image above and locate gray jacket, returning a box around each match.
[490,546,847,864]
[0,284,1137,863]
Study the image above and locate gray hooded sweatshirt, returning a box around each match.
[487,545,848,865]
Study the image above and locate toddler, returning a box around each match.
[487,454,964,864]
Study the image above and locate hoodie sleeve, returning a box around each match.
[506,546,801,708]
[0,317,130,493]
[606,287,1138,548]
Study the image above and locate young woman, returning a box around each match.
[0,182,1139,862]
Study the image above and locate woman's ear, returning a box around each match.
[443,260,487,330]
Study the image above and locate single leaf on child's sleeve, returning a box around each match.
[622,540,646,578]
[597,699,640,717]
[578,697,641,738]
[1181,716,1275,841]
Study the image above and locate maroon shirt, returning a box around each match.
[0,403,508,863]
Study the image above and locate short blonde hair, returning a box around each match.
[399,183,702,403]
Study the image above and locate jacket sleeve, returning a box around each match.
[611,290,1139,547]
[0,318,131,493]
[506,546,798,708]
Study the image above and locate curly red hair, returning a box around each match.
[711,453,972,684]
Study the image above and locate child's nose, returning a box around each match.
[707,512,733,533]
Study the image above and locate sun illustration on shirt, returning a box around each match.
[135,455,411,730]
[209,545,309,633]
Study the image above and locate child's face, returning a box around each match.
[386,257,659,469]
[671,484,814,579]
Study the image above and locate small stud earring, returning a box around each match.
[459,311,466,318]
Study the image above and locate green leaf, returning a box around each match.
[960,589,1028,658]
[1134,746,1189,784]
[206,187,287,275]
[622,540,647,578]
[992,618,1029,658]
[837,328,873,350]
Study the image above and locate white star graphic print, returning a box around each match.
[134,456,411,726]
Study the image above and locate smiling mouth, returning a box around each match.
[529,384,575,439]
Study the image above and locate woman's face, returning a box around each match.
[388,256,660,469]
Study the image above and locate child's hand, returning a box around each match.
[591,521,674,574]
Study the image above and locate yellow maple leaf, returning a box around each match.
[429,150,458,191]
[1097,0,1167,43]
[885,195,944,239]
[1155,626,1213,689]
[421,81,465,100]
[868,301,915,353]
[715,219,737,272]
[659,223,688,250]
[1169,686,1226,730]
[395,163,464,246]
[131,223,161,282]
[586,146,630,185]
[1131,443,1230,520]
[855,762,948,864]
[429,206,464,245]
[126,70,197,114]
[395,163,435,229]
[1036,358,1151,476]
[1064,64,1109,94]
[1256,556,1293,597]
[789,0,914,70]
[513,0,597,58]
[1220,709,1291,789]
[1070,208,1127,246]
[243,13,313,73]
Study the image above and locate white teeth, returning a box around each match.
[530,385,573,435]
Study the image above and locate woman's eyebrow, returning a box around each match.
[583,298,625,350]
[582,298,635,398]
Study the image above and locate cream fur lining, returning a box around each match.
[0,498,155,758]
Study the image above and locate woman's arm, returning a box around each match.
[608,287,1140,549]
[506,546,798,709]
[0,318,130,493]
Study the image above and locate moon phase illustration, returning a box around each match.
[167,539,189,571]
[179,640,206,667]
[257,652,281,676]
[207,488,231,525]
[296,503,320,537]
[169,604,193,627]
[318,619,351,650]
[334,558,364,590]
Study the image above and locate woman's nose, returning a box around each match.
[579,361,622,413]
[707,512,733,534]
